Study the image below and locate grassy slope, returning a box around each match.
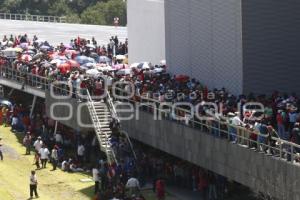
[0,126,177,200]
[0,126,94,200]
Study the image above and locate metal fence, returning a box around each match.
[1,66,300,166]
[114,87,300,165]
[0,13,66,23]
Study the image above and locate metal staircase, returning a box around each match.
[86,90,117,164]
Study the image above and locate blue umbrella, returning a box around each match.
[99,56,111,63]
[75,56,95,65]
[40,45,51,50]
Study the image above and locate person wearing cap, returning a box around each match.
[29,170,39,199]
[125,175,140,197]
[51,145,58,171]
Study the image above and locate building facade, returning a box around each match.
[127,0,300,95]
[127,0,166,65]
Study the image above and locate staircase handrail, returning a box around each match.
[86,89,117,164]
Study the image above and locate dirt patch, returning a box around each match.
[1,145,20,160]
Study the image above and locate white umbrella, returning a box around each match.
[116,55,126,60]
[97,66,114,72]
[130,63,140,69]
[137,62,151,69]
[35,39,45,44]
[116,68,132,76]
[86,44,95,49]
[86,69,101,78]
[152,67,164,73]
[160,59,166,66]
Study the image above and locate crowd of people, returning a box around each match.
[0,33,299,199]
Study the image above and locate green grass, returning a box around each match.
[0,126,95,200]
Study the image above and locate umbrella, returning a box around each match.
[6,41,13,47]
[113,64,128,70]
[40,45,51,50]
[0,100,12,107]
[160,59,166,66]
[130,63,140,69]
[152,67,164,73]
[116,68,132,76]
[35,39,45,44]
[67,60,80,69]
[40,61,52,68]
[21,54,32,62]
[90,52,99,60]
[86,69,101,78]
[75,56,95,65]
[28,46,35,50]
[86,44,95,49]
[50,59,66,65]
[137,62,151,69]
[81,62,96,69]
[58,63,71,74]
[64,44,73,49]
[99,56,111,63]
[97,66,114,72]
[23,50,35,55]
[32,53,45,61]
[19,43,29,49]
[14,47,23,53]
[116,55,126,60]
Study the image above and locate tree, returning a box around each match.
[48,0,73,16]
[80,0,126,26]
[80,2,106,25]
[104,0,126,26]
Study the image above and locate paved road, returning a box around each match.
[0,19,127,45]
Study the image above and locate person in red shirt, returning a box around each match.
[155,178,165,200]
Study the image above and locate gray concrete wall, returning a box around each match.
[120,110,300,200]
[45,91,92,132]
[127,0,166,64]
[165,0,243,95]
[242,0,300,95]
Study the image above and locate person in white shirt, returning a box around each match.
[33,137,43,152]
[126,176,140,197]
[39,145,50,168]
[92,166,100,194]
[54,132,63,145]
[29,170,39,199]
[11,116,18,131]
[61,160,69,172]
[51,145,58,171]
[77,144,85,164]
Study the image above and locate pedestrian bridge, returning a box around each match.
[0,67,300,200]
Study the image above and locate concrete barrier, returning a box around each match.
[119,110,300,200]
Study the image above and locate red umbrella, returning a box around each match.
[58,63,71,74]
[67,60,80,69]
[175,75,189,83]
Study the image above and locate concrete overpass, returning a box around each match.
[2,68,299,199]
[0,20,299,200]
